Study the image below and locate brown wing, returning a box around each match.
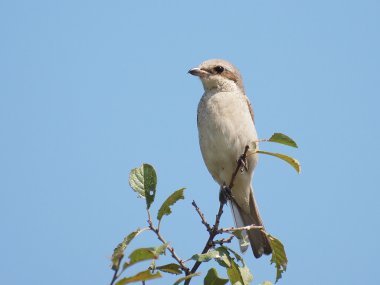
[245,95,255,123]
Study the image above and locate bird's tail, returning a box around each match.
[230,187,272,258]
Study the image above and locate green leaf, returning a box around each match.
[191,250,220,262]
[204,268,229,285]
[268,133,298,148]
[238,265,253,285]
[115,270,161,285]
[111,228,148,270]
[123,244,168,270]
[214,247,231,268]
[231,230,243,239]
[156,263,182,275]
[231,230,250,250]
[152,243,169,256]
[128,248,156,263]
[266,234,288,283]
[223,246,244,265]
[128,163,157,209]
[259,282,273,285]
[224,247,253,285]
[216,247,252,285]
[227,259,244,285]
[157,188,185,221]
[123,248,155,270]
[173,272,201,285]
[257,150,301,173]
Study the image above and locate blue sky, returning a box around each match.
[1,0,379,284]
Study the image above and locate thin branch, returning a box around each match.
[219,224,263,234]
[212,235,234,246]
[147,208,190,274]
[109,264,120,285]
[184,203,223,285]
[192,200,211,232]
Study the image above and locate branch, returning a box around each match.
[185,145,250,285]
[212,235,235,246]
[109,265,120,285]
[219,224,263,234]
[192,200,211,232]
[147,209,190,274]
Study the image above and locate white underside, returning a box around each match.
[197,90,258,211]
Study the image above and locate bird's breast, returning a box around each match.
[197,91,258,186]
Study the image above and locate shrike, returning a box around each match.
[188,59,272,258]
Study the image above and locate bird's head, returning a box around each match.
[188,59,244,93]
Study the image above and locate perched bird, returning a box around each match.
[188,59,272,258]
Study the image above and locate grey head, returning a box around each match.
[188,59,244,92]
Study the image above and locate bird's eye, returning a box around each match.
[214,66,224,74]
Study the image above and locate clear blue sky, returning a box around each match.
[1,1,379,284]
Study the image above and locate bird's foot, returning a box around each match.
[219,184,232,204]
[238,154,248,173]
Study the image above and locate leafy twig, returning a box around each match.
[184,145,250,285]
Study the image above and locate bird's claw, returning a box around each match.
[219,184,232,204]
[238,155,248,172]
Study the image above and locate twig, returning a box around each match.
[109,264,120,285]
[219,224,263,234]
[212,235,234,246]
[184,145,250,285]
[184,203,224,285]
[147,209,190,274]
[192,200,211,232]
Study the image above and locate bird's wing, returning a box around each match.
[244,95,255,123]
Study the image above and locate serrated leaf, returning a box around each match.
[111,228,148,270]
[257,150,301,173]
[204,268,229,285]
[173,272,201,285]
[157,188,185,221]
[268,133,298,148]
[128,164,157,209]
[191,250,220,262]
[156,263,182,275]
[115,270,161,285]
[266,234,287,283]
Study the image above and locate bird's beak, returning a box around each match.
[188,67,209,77]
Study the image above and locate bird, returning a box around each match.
[188,59,272,258]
